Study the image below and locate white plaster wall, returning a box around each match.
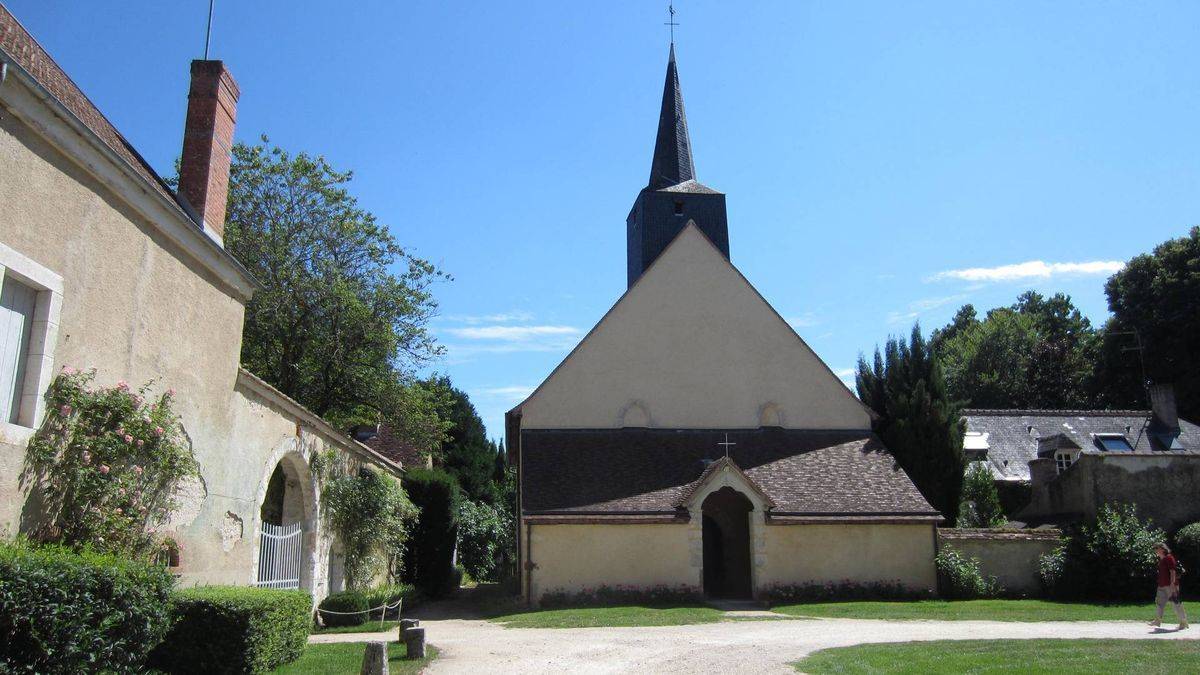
[760,523,937,592]
[528,523,695,602]
[517,225,870,430]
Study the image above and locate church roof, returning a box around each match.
[648,44,696,190]
[656,178,721,195]
[520,429,940,520]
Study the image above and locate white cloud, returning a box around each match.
[930,260,1125,283]
[887,294,967,324]
[444,325,580,341]
[786,312,821,329]
[833,368,856,378]
[441,311,535,325]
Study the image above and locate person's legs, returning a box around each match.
[1152,586,1169,625]
[1172,596,1188,627]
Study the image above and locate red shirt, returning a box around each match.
[1158,554,1177,587]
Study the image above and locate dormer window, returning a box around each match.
[1055,450,1078,474]
[1095,434,1133,453]
[673,201,684,216]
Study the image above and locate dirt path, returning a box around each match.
[310,616,1195,674]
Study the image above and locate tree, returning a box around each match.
[402,468,462,596]
[224,138,451,449]
[857,324,966,523]
[1104,227,1200,421]
[957,463,1006,528]
[427,377,499,504]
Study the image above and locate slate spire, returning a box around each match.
[648,44,696,189]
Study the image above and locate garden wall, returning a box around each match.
[937,528,1061,596]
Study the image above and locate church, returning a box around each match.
[507,45,941,603]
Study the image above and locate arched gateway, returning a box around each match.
[254,452,314,590]
[701,486,754,598]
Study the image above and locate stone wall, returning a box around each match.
[761,523,938,594]
[938,528,1061,596]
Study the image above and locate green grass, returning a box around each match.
[774,599,1158,622]
[488,604,726,628]
[273,642,437,674]
[792,639,1200,674]
[313,620,401,634]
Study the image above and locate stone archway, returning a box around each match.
[701,486,753,598]
[253,450,316,592]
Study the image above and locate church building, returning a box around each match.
[507,46,941,603]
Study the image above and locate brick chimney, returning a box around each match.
[1149,383,1179,430]
[178,60,239,244]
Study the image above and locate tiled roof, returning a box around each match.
[962,410,1200,481]
[520,428,939,518]
[360,424,428,469]
[0,6,186,217]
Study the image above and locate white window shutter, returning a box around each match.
[0,276,37,424]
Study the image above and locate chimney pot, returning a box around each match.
[1149,384,1179,430]
[178,60,239,244]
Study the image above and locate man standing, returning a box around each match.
[1150,543,1188,629]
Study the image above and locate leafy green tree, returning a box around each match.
[427,376,499,503]
[938,308,1036,408]
[1104,227,1200,420]
[402,468,462,596]
[857,324,966,523]
[224,138,450,449]
[456,499,514,582]
[957,463,1006,528]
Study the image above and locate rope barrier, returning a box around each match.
[317,598,403,631]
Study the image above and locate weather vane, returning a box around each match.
[664,3,679,44]
[204,0,215,60]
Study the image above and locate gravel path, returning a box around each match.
[310,616,1195,674]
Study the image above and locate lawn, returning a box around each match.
[313,620,400,635]
[488,604,726,628]
[774,599,1157,622]
[792,639,1200,674]
[273,642,437,674]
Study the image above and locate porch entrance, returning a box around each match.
[701,486,753,598]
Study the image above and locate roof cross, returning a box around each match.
[718,433,735,459]
[664,3,680,45]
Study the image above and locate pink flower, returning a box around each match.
[133,465,144,476]
[143,415,152,424]
[81,451,91,465]
[153,426,164,437]
[116,427,124,435]
[136,439,144,447]
[131,394,142,406]
[115,508,123,515]
[166,388,176,397]
[61,365,77,375]
[99,464,110,475]
[116,380,129,391]
[59,404,72,416]
[124,434,133,444]
[139,505,148,514]
[118,488,126,497]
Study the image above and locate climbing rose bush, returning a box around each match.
[25,368,198,560]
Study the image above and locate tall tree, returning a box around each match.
[1104,227,1200,420]
[224,138,450,448]
[857,324,966,523]
[428,376,497,504]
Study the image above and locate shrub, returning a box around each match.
[538,585,702,608]
[956,463,1006,528]
[1174,522,1200,570]
[318,583,420,627]
[364,583,419,619]
[322,467,417,588]
[763,580,930,603]
[457,499,513,582]
[23,370,198,560]
[403,468,462,597]
[0,541,174,673]
[1041,503,1162,601]
[1038,546,1066,596]
[150,586,312,674]
[935,548,1002,599]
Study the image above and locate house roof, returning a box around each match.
[520,428,939,519]
[962,409,1200,481]
[648,44,696,190]
[358,424,428,469]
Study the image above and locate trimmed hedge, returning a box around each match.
[318,584,418,627]
[403,468,462,597]
[150,586,312,674]
[0,541,174,673]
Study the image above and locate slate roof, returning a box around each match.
[657,179,721,195]
[648,44,696,190]
[520,428,939,518]
[0,6,183,214]
[962,409,1200,481]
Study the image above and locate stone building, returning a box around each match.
[0,6,402,601]
[963,385,1200,530]
[507,45,940,604]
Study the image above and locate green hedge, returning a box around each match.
[403,468,462,597]
[0,541,174,673]
[318,584,419,627]
[150,586,312,674]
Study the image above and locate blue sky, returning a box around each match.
[9,1,1199,440]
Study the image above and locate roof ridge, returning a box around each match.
[963,408,1151,417]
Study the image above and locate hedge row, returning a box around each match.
[318,583,420,627]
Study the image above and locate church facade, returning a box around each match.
[508,46,940,603]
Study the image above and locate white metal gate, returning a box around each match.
[255,522,302,589]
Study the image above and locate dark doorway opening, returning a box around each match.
[701,486,753,598]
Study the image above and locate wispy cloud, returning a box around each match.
[475,385,535,402]
[887,294,968,324]
[929,260,1125,283]
[437,312,582,363]
[444,325,580,341]
[833,367,857,389]
[786,312,821,329]
[440,311,535,325]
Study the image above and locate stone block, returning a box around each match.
[360,641,388,675]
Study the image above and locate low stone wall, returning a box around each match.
[937,528,1061,597]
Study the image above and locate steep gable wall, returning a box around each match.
[518,225,870,430]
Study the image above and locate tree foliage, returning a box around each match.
[857,324,966,523]
[957,462,1006,528]
[225,137,450,449]
[321,467,417,589]
[456,499,513,583]
[402,468,462,597]
[1104,226,1200,420]
[427,376,500,503]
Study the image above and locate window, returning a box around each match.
[673,201,684,216]
[0,275,37,423]
[0,243,63,432]
[1055,450,1077,474]
[1095,434,1133,452]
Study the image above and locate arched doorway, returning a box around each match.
[701,486,753,598]
[256,455,311,590]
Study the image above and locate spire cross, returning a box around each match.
[718,433,735,459]
[664,3,679,44]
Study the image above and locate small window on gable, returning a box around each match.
[1055,450,1077,474]
[673,201,684,216]
[1095,434,1133,453]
